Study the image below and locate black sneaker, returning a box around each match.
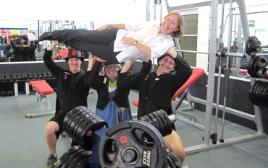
[46,154,58,168]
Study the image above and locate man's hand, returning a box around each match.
[88,52,106,63]
[47,41,59,51]
[167,47,178,59]
[120,60,134,73]
[95,57,107,63]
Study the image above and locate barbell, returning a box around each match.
[247,56,268,78]
[60,106,181,168]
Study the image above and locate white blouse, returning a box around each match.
[113,21,175,63]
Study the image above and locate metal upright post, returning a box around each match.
[25,82,30,95]
[14,82,18,96]
[204,0,219,145]
[235,0,264,135]
[164,0,171,12]
[212,0,227,144]
[146,0,151,21]
[235,0,249,42]
[218,0,234,142]
[37,20,41,52]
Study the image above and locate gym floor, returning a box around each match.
[0,90,267,168]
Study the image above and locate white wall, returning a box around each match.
[0,0,148,29]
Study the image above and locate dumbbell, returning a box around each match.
[7,90,14,96]
[16,73,23,81]
[38,73,44,79]
[0,75,5,82]
[22,73,28,80]
[11,73,17,81]
[4,74,11,82]
[28,72,33,79]
[43,72,49,79]
[32,73,39,79]
[48,72,54,79]
[1,91,8,97]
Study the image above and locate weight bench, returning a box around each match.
[133,68,205,129]
[25,80,54,118]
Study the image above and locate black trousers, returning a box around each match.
[52,28,119,63]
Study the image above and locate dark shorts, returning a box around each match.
[49,111,66,138]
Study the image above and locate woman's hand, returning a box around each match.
[96,24,110,31]
[121,37,138,45]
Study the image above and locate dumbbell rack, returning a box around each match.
[0,61,56,96]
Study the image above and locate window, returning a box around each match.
[180,14,198,66]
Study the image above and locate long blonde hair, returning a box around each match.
[164,11,184,38]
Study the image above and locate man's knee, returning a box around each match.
[164,131,186,161]
[45,121,59,136]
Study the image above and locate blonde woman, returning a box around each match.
[39,12,184,64]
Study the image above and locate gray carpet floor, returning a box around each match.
[0,91,267,168]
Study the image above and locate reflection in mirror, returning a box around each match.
[0,19,93,63]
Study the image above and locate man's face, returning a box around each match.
[158,55,176,74]
[68,58,82,73]
[104,64,120,80]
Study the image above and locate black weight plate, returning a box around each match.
[152,112,166,136]
[247,57,259,78]
[76,157,91,168]
[254,81,262,105]
[65,149,85,168]
[249,82,259,105]
[78,124,95,146]
[71,109,89,137]
[76,112,96,145]
[69,110,87,139]
[73,116,91,145]
[67,150,90,168]
[63,107,81,132]
[79,114,107,144]
[158,111,173,136]
[71,116,88,145]
[167,152,182,168]
[99,121,166,168]
[258,81,268,106]
[165,155,176,168]
[140,115,150,123]
[65,108,85,137]
[73,113,89,137]
[62,148,84,168]
[58,146,81,167]
[147,113,161,132]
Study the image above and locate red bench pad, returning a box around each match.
[133,68,205,107]
[29,80,54,95]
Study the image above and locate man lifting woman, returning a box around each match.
[39,12,184,63]
[42,11,190,167]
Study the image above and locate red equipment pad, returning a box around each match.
[171,68,205,100]
[132,68,205,107]
[58,49,68,58]
[29,80,54,95]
